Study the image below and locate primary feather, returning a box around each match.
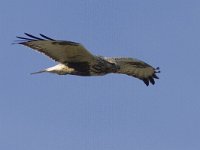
[16,33,160,86]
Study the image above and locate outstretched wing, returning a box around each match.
[106,57,160,86]
[16,33,95,63]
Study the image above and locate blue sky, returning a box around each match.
[0,0,200,150]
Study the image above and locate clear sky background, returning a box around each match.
[0,0,200,150]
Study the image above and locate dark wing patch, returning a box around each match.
[67,62,91,76]
[51,41,79,46]
[127,61,151,68]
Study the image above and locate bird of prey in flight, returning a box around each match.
[16,33,160,86]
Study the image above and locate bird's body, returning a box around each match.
[16,33,160,86]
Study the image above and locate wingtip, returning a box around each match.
[153,74,159,79]
[149,77,155,85]
[152,67,160,80]
[143,79,149,86]
[39,33,55,41]
[155,67,161,73]
[142,76,157,86]
[24,32,32,37]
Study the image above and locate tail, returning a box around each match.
[30,70,46,75]
[30,64,68,75]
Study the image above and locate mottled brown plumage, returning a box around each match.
[17,33,160,86]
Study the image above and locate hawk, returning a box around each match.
[16,33,160,86]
